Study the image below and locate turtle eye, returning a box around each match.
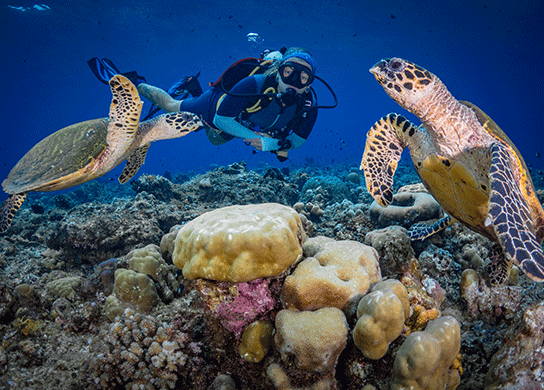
[388,58,406,72]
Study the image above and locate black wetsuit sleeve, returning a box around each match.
[292,108,318,140]
[216,76,259,117]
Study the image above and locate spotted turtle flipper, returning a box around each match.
[487,142,544,282]
[361,113,420,207]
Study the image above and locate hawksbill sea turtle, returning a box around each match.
[361,57,544,284]
[0,74,202,233]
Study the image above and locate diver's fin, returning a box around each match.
[87,57,122,85]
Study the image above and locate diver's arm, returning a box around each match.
[213,115,258,139]
[137,83,181,113]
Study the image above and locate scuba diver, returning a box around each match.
[88,47,337,161]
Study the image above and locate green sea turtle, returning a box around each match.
[0,74,202,233]
[361,58,544,283]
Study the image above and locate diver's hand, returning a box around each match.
[244,132,272,151]
[244,137,263,150]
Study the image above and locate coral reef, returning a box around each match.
[364,226,414,275]
[352,279,409,359]
[369,187,443,229]
[126,244,181,302]
[281,236,381,312]
[274,307,348,374]
[1,161,544,389]
[45,193,166,265]
[391,316,461,390]
[103,269,159,320]
[460,274,523,320]
[485,301,544,389]
[172,203,306,282]
[130,174,174,202]
[90,308,192,389]
[298,175,355,208]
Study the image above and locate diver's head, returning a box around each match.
[277,48,316,93]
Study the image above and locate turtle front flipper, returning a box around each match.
[360,114,419,206]
[0,192,28,233]
[408,215,456,241]
[487,142,544,282]
[106,75,144,158]
[119,144,150,184]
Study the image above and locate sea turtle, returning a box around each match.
[0,74,202,233]
[361,57,544,284]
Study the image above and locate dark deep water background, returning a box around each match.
[1,0,543,202]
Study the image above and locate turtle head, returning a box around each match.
[370,58,439,112]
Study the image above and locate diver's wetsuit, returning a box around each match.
[178,74,317,151]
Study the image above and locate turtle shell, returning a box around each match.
[460,101,528,173]
[460,101,544,240]
[3,118,109,194]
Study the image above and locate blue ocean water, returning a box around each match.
[1,0,543,202]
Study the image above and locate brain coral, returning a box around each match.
[172,203,306,282]
[391,316,461,390]
[274,307,348,374]
[352,279,409,360]
[369,190,442,229]
[126,244,181,303]
[281,236,381,311]
[103,269,159,321]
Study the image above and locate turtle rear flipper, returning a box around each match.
[487,142,544,282]
[486,243,512,285]
[119,145,150,184]
[0,193,28,233]
[361,114,418,206]
[408,215,456,241]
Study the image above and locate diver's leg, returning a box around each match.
[137,83,182,113]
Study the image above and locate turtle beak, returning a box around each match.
[369,59,388,75]
[369,59,391,84]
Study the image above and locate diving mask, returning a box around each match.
[279,62,314,89]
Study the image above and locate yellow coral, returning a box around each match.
[172,203,306,282]
[281,236,381,311]
[126,244,167,281]
[104,269,159,320]
[352,280,409,360]
[45,276,82,300]
[14,318,44,337]
[275,308,348,374]
[239,320,274,363]
[406,305,441,334]
[391,316,461,390]
[452,353,463,376]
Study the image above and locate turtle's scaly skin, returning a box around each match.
[361,58,544,283]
